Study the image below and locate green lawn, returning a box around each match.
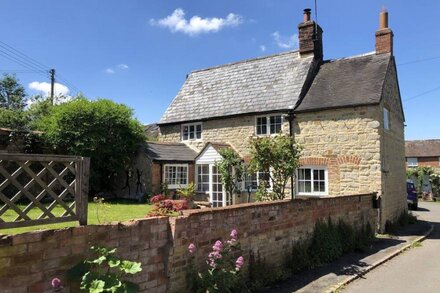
[0,199,154,235]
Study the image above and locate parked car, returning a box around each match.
[407,180,418,210]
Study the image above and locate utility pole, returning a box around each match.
[49,68,55,105]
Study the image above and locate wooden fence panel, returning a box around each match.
[0,153,90,229]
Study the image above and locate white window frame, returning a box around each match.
[407,157,418,167]
[163,164,188,189]
[255,115,283,136]
[383,108,390,130]
[181,122,202,141]
[296,166,328,196]
[195,164,210,193]
[241,170,273,192]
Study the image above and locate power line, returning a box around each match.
[398,56,440,67]
[404,85,440,102]
[0,41,50,72]
[0,41,83,95]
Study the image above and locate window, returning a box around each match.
[196,164,210,192]
[384,108,390,130]
[163,164,188,188]
[242,171,272,191]
[407,157,418,167]
[243,172,258,191]
[182,123,202,141]
[297,167,327,195]
[256,115,282,135]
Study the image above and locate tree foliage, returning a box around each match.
[35,98,145,192]
[217,148,244,204]
[249,135,302,200]
[0,74,27,110]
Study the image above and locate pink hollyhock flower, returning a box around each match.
[230,229,238,239]
[188,243,196,254]
[212,240,223,252]
[51,277,61,289]
[235,256,244,271]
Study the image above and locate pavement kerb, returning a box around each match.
[326,222,434,293]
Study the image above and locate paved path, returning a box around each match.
[344,201,440,293]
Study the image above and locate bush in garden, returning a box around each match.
[186,229,246,292]
[147,194,189,217]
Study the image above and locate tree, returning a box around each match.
[217,148,244,205]
[249,135,302,200]
[35,97,145,192]
[0,74,27,110]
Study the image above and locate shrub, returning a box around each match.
[67,246,142,292]
[309,218,343,266]
[248,251,287,291]
[385,209,418,234]
[285,240,311,274]
[35,97,145,193]
[187,230,246,292]
[147,194,189,217]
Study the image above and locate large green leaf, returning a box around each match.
[119,261,142,274]
[89,279,105,293]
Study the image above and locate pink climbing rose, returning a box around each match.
[235,256,244,271]
[212,240,223,252]
[188,243,196,254]
[51,277,61,289]
[230,229,238,239]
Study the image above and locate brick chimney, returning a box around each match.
[298,8,323,59]
[375,9,393,55]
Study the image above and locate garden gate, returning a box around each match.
[0,153,90,229]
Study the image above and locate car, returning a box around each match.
[407,180,418,210]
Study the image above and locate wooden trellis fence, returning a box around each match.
[0,153,90,229]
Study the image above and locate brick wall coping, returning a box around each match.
[180,193,376,217]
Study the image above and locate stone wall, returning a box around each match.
[0,194,376,293]
[294,106,383,196]
[159,114,290,155]
[379,60,407,226]
[159,104,405,228]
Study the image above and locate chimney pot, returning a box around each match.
[379,9,388,29]
[303,8,311,22]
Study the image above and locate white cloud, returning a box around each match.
[28,81,69,97]
[260,45,266,52]
[271,31,298,49]
[118,64,129,70]
[150,8,243,36]
[105,68,115,74]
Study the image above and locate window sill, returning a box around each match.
[167,184,188,189]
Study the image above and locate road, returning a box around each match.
[344,201,440,293]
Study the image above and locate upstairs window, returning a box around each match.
[182,122,202,141]
[384,108,390,130]
[256,115,282,135]
[407,157,418,167]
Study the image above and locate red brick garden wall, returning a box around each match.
[0,194,376,293]
[0,217,170,293]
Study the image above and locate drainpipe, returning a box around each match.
[286,109,296,200]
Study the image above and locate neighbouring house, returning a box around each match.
[405,139,440,171]
[128,8,406,227]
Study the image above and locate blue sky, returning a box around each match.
[0,0,439,140]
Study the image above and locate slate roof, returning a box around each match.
[159,50,314,124]
[296,52,392,112]
[143,142,198,162]
[405,140,440,157]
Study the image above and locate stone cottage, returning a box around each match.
[139,9,406,227]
